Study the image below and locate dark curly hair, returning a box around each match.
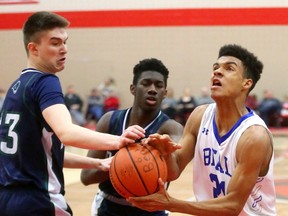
[133,58,169,87]
[218,44,263,92]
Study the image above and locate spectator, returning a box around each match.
[258,89,282,127]
[280,94,288,126]
[245,93,258,111]
[176,87,197,125]
[196,86,214,106]
[86,88,104,122]
[103,89,120,113]
[161,87,177,119]
[0,88,5,111]
[98,77,118,99]
[64,85,86,126]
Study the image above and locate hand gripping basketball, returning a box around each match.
[109,143,167,198]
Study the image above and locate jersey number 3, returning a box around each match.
[0,113,20,154]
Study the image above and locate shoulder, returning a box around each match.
[96,111,114,132]
[157,119,184,142]
[238,125,272,150]
[187,104,211,125]
[237,125,273,172]
[159,118,183,131]
[183,104,211,136]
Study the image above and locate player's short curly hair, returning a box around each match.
[218,44,263,92]
[133,58,169,87]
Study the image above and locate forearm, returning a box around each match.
[167,195,241,216]
[165,153,181,181]
[81,169,109,185]
[60,124,120,150]
[64,152,103,169]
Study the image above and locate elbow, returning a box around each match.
[80,170,91,186]
[225,209,242,216]
[56,124,79,147]
[223,200,245,216]
[167,171,180,182]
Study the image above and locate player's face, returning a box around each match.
[31,27,68,73]
[133,71,167,110]
[210,56,247,100]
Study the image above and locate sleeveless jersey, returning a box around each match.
[0,68,70,215]
[193,103,276,215]
[99,108,170,196]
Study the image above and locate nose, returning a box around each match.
[61,43,67,54]
[148,84,157,95]
[213,68,223,76]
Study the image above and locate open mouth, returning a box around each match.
[212,79,222,86]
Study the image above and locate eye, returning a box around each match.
[213,65,219,71]
[226,66,235,71]
[156,82,165,88]
[141,80,150,86]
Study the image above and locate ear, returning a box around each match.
[243,79,253,90]
[130,84,136,95]
[27,42,38,56]
[163,89,167,99]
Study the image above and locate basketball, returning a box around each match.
[109,143,167,198]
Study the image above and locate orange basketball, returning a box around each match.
[109,143,167,198]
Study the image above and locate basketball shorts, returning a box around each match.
[0,186,72,216]
[93,190,168,216]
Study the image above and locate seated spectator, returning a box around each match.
[103,89,120,113]
[258,90,282,127]
[176,87,197,125]
[245,94,258,111]
[64,85,86,126]
[196,86,214,106]
[281,94,288,127]
[161,87,177,119]
[86,88,104,122]
[0,88,6,111]
[98,77,118,98]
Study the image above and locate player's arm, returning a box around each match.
[64,151,112,171]
[147,105,205,181]
[80,112,113,185]
[42,104,145,150]
[166,105,205,181]
[128,124,273,215]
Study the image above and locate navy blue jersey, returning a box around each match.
[99,108,169,196]
[0,68,70,215]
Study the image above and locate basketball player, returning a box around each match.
[0,11,145,216]
[128,44,276,215]
[81,58,183,216]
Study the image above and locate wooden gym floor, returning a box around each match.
[64,134,288,216]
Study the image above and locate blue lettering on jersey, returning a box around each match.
[203,147,232,177]
[209,173,226,197]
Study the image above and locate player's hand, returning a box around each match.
[95,157,113,171]
[127,178,170,212]
[119,125,145,148]
[142,133,181,155]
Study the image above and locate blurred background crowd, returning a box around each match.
[2,76,286,129]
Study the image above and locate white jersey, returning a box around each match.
[193,103,276,216]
